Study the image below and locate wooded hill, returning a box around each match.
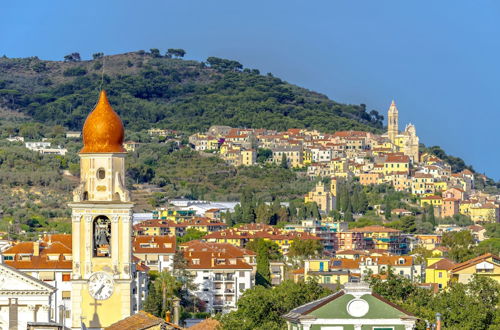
[0,50,384,133]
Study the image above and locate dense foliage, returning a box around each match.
[127,144,315,203]
[369,271,500,329]
[219,280,331,330]
[0,52,383,133]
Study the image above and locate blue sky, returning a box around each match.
[1,1,500,179]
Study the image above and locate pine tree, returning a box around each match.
[344,209,353,222]
[427,204,436,227]
[280,154,288,169]
[351,188,360,213]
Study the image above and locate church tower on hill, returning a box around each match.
[69,91,134,329]
[385,100,419,163]
[387,100,399,143]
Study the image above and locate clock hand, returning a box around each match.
[95,284,105,296]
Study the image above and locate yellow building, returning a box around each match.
[303,259,356,285]
[304,182,335,213]
[412,173,435,196]
[241,149,257,166]
[69,91,134,329]
[459,201,472,216]
[383,154,410,175]
[469,203,499,223]
[425,258,455,289]
[420,195,443,208]
[303,150,312,165]
[434,181,448,192]
[414,234,442,250]
[450,253,500,284]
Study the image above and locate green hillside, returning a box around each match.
[0,51,384,133]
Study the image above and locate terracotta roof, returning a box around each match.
[335,249,369,256]
[104,311,177,330]
[187,318,220,330]
[330,258,360,269]
[391,208,411,214]
[349,225,401,233]
[385,154,410,163]
[181,240,256,257]
[427,258,455,270]
[414,173,433,178]
[133,235,176,254]
[184,251,253,270]
[468,225,485,232]
[3,236,73,270]
[292,268,304,275]
[451,253,499,273]
[421,196,442,200]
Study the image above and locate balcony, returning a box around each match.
[213,300,224,306]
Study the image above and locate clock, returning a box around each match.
[88,272,114,300]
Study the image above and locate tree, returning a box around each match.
[400,215,416,233]
[426,204,436,227]
[384,202,392,220]
[177,228,205,244]
[442,231,476,262]
[246,238,282,286]
[344,209,353,222]
[155,271,179,315]
[166,48,186,58]
[256,148,272,164]
[280,153,288,169]
[476,238,500,255]
[219,280,331,330]
[288,239,323,259]
[63,52,81,62]
[92,52,104,59]
[150,48,161,58]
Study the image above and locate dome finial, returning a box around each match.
[80,90,126,153]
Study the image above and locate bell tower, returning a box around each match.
[69,91,134,329]
[387,100,399,143]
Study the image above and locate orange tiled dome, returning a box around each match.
[80,90,126,153]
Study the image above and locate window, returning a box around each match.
[93,216,111,257]
[239,283,245,291]
[438,272,443,278]
[239,271,245,277]
[62,291,71,300]
[62,273,71,282]
[39,272,55,281]
[3,255,13,261]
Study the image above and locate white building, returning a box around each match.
[359,255,423,281]
[182,242,255,314]
[25,141,51,150]
[1,235,73,328]
[0,263,58,329]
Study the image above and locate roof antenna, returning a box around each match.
[99,55,106,91]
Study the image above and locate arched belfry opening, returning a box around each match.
[93,215,111,257]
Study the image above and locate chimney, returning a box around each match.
[165,310,171,323]
[173,297,181,325]
[436,313,442,330]
[33,242,40,257]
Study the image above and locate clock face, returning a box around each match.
[88,272,114,300]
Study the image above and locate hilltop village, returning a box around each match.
[189,101,498,223]
[0,97,498,330]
